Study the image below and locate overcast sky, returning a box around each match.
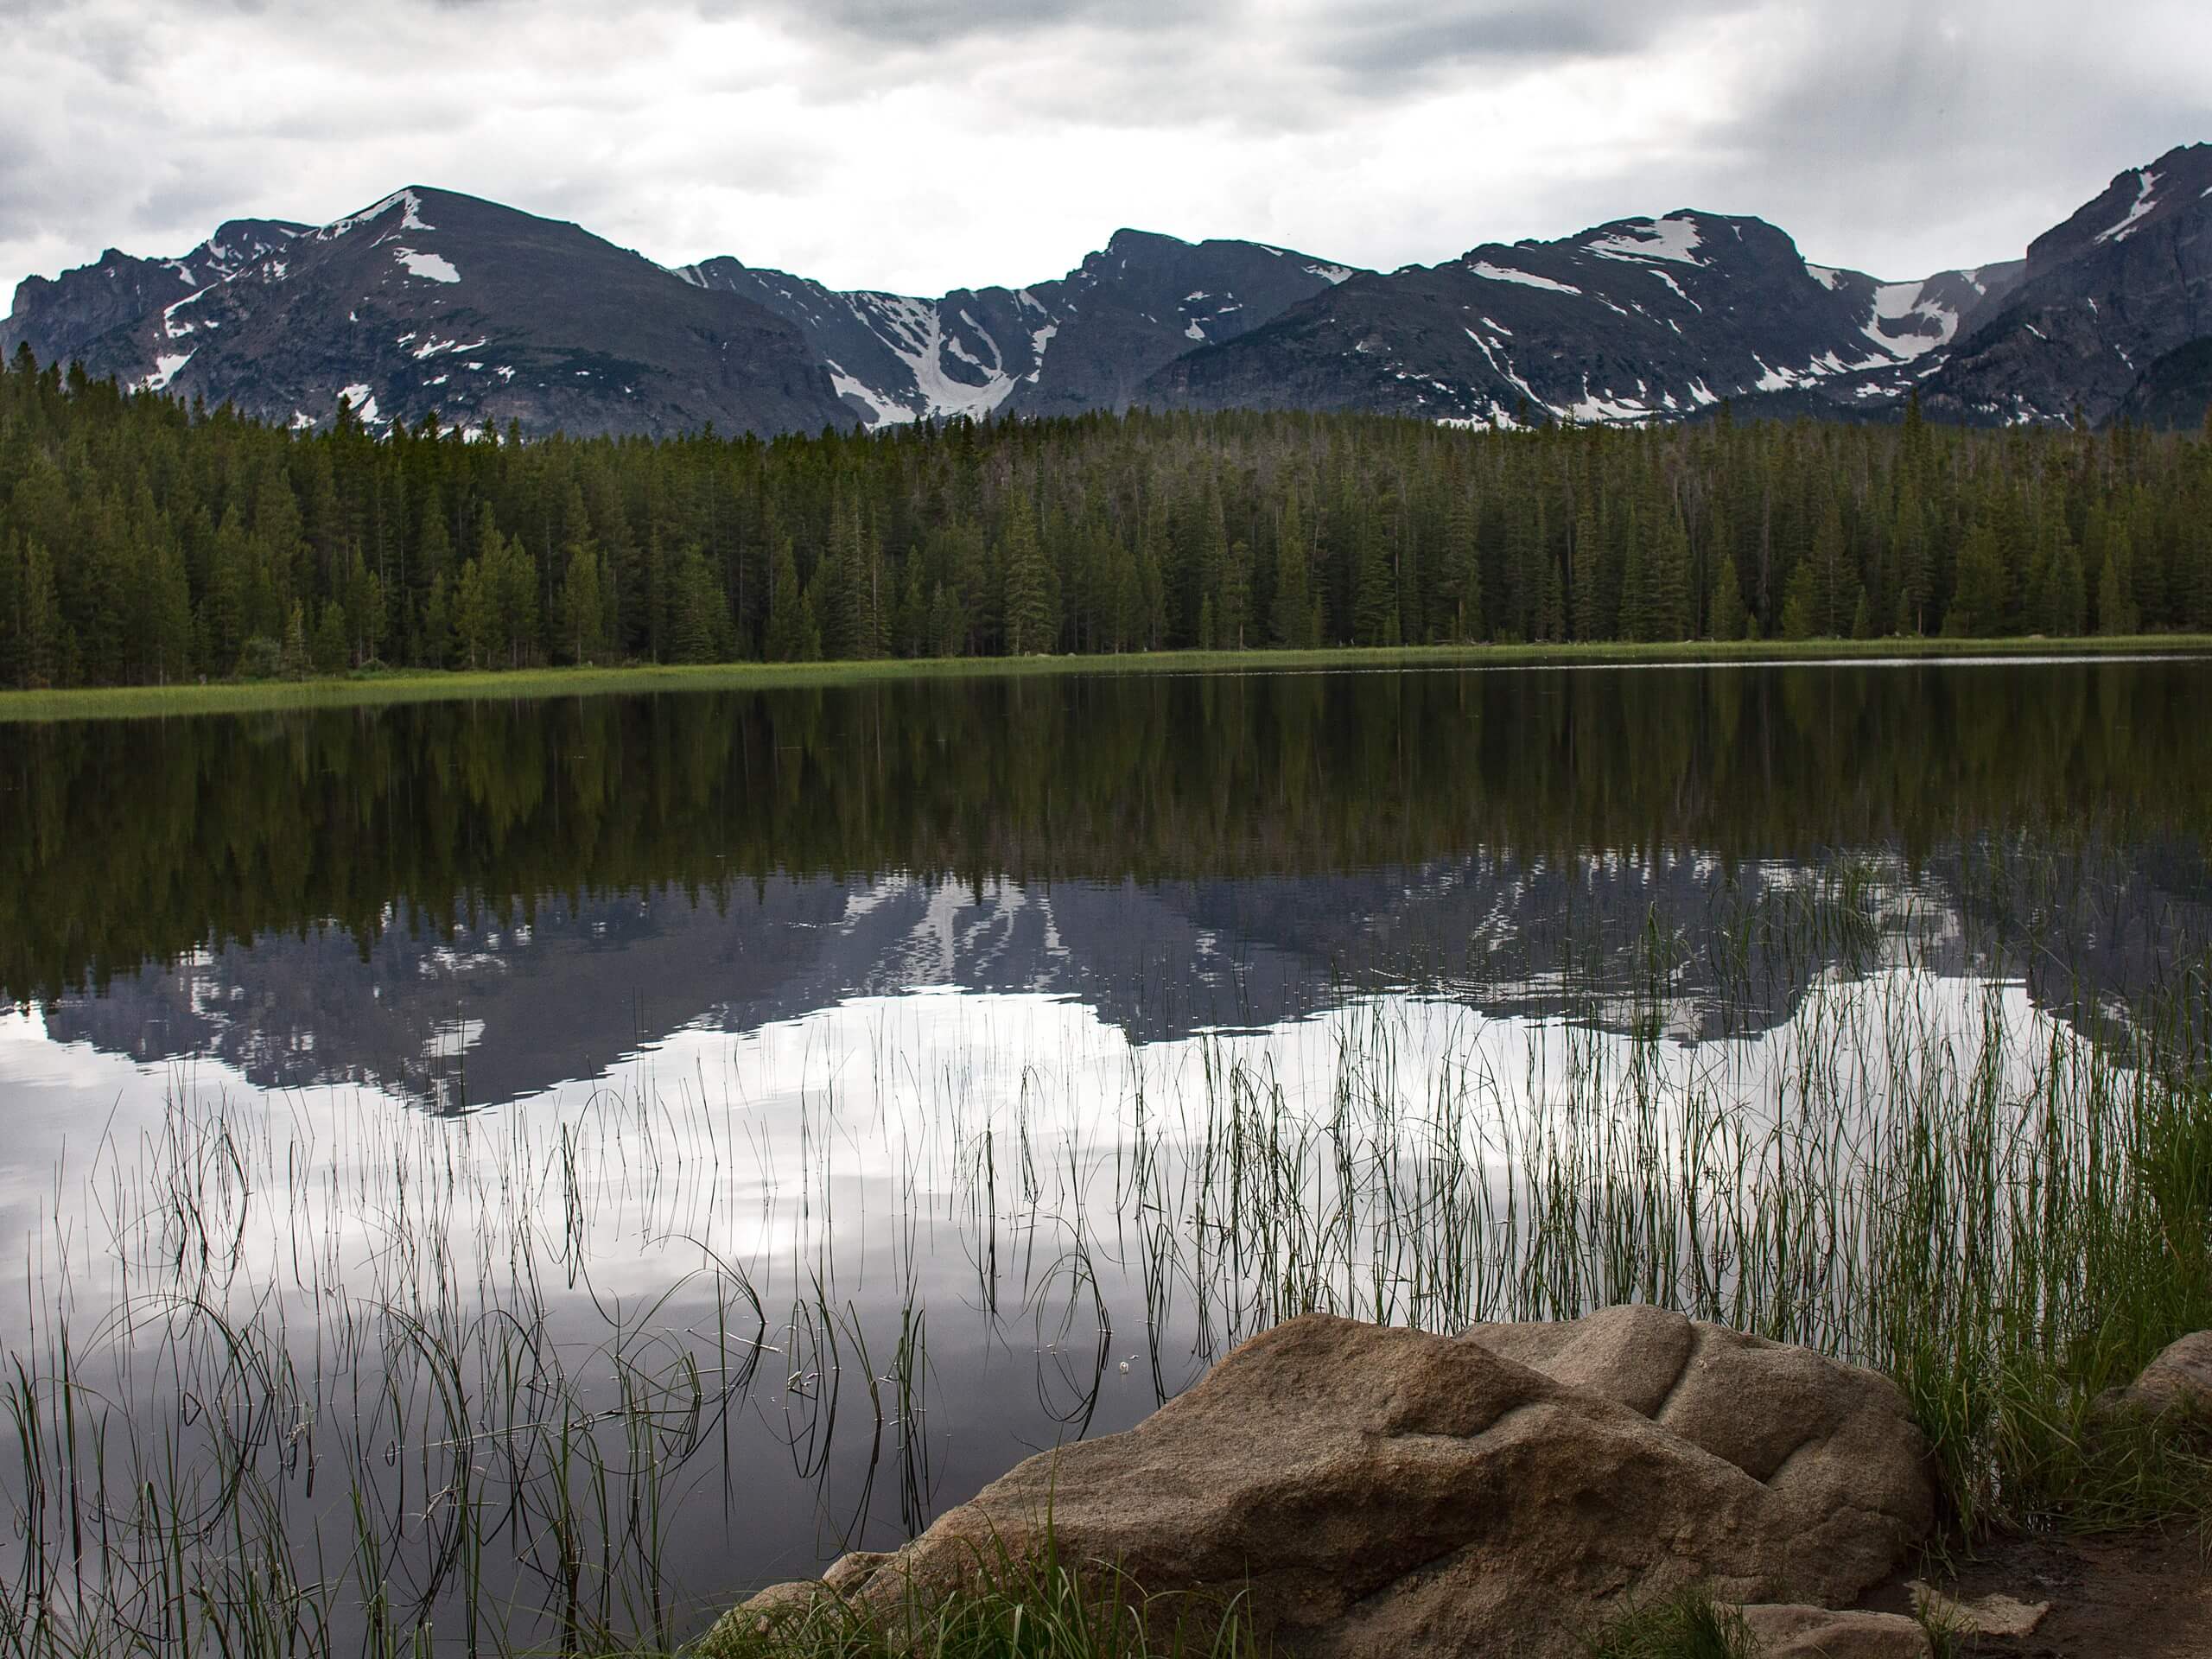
[4,0,2209,307]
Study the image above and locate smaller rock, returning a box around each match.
[725,1578,823,1630]
[2127,1331,2212,1418]
[822,1550,893,1595]
[1908,1580,2050,1637]
[710,1552,897,1649]
[1736,1604,1930,1658]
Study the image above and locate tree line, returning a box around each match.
[3,343,2210,687]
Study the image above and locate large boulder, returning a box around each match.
[724,1308,1934,1658]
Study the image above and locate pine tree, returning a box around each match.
[765,537,818,662]
[1221,539,1254,649]
[490,529,538,667]
[312,600,349,674]
[343,551,385,666]
[1780,563,1817,641]
[896,551,929,658]
[423,573,454,669]
[15,540,60,688]
[1710,554,1746,642]
[147,542,194,682]
[1620,509,1651,641]
[202,508,253,672]
[1892,478,1929,633]
[2098,526,2140,636]
[1001,495,1055,656]
[453,560,496,669]
[1271,492,1313,648]
[1352,517,1395,646]
[2044,528,2087,636]
[560,543,608,664]
[668,547,730,664]
[281,600,310,677]
[1442,490,1481,642]
[1807,499,1851,638]
[1947,518,2005,637]
[1571,506,1602,641]
[927,582,963,658]
[1538,550,1566,643]
[1648,508,1692,640]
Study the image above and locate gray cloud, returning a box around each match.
[705,0,1231,47]
[3,0,2206,315]
[1313,0,1758,86]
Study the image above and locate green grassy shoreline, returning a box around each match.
[3,634,2209,723]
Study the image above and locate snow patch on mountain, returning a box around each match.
[161,288,211,340]
[1586,216,1705,266]
[412,334,487,359]
[825,357,911,426]
[324,190,435,241]
[1644,268,1700,310]
[338,385,384,424]
[1459,327,1548,411]
[1467,261,1582,296]
[1026,315,1058,383]
[1305,262,1355,285]
[394,248,460,283]
[143,351,194,391]
[1751,357,1797,392]
[2094,170,2160,244]
[1567,380,1652,423]
[1863,279,1960,360]
[871,294,1019,419]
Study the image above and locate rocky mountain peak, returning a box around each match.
[2026,144,2212,276]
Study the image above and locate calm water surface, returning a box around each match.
[3,657,2209,1644]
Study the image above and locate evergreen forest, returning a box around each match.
[3,344,2210,689]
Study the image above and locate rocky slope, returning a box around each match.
[2,218,308,372]
[1147,210,2024,425]
[1923,143,2212,427]
[677,229,1357,426]
[5,188,849,439]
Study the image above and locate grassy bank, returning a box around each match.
[3,634,2209,722]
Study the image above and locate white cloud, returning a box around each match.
[2,0,2207,313]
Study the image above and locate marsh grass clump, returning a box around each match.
[702,1540,1266,1659]
[1582,1586,1757,1659]
[1864,1008,2212,1532]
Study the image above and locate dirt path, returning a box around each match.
[1872,1529,2212,1657]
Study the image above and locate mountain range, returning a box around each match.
[5,144,2208,439]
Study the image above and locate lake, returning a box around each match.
[3,655,2209,1652]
